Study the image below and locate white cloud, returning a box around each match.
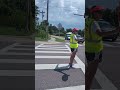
[70,6,78,14]
[60,0,64,8]
[36,0,85,29]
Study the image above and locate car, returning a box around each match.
[77,35,84,43]
[65,32,72,40]
[98,20,119,41]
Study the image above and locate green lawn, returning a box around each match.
[55,37,65,42]
[35,37,48,41]
[0,26,32,36]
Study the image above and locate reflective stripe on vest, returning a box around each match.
[70,34,77,44]
[70,34,78,48]
[85,18,102,43]
[85,18,103,53]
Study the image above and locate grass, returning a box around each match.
[35,37,48,41]
[0,26,32,36]
[35,34,50,41]
[55,37,65,42]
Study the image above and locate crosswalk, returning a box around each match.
[0,43,34,76]
[35,43,119,90]
[35,44,85,90]
[0,42,34,89]
[0,41,119,89]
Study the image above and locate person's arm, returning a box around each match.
[74,35,81,41]
[93,21,120,37]
[96,27,120,37]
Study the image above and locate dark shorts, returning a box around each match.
[71,48,78,52]
[85,51,103,62]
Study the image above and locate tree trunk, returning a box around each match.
[26,0,31,32]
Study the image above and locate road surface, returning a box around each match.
[0,41,34,90]
[35,43,85,90]
[0,37,120,90]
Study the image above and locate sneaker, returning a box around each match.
[69,63,72,68]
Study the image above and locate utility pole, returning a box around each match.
[46,0,49,39]
[47,0,49,22]
[40,10,45,21]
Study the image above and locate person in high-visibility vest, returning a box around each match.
[85,6,120,90]
[69,28,79,67]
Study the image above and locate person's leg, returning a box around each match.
[85,60,99,90]
[69,48,77,67]
[85,51,102,90]
[70,51,76,64]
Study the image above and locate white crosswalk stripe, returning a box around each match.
[0,43,34,76]
[35,44,84,70]
[35,64,80,70]
[35,51,70,53]
[66,42,84,47]
[35,43,85,90]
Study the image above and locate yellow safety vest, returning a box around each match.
[70,34,78,48]
[85,18,103,53]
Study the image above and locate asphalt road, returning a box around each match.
[98,38,120,90]
[0,41,34,90]
[1,37,120,90]
[35,42,85,90]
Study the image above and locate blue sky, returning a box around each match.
[35,0,85,30]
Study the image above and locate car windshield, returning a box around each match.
[98,22,112,28]
[66,34,71,37]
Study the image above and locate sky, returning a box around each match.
[35,0,85,30]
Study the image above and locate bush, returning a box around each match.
[36,30,48,40]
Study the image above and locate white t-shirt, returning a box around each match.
[73,35,77,40]
[92,21,102,33]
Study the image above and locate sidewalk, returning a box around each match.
[51,35,65,40]
[0,35,34,43]
[35,36,63,44]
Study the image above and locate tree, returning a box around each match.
[35,5,40,24]
[78,29,84,37]
[0,0,35,30]
[48,24,53,34]
[66,28,72,32]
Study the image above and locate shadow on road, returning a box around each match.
[54,64,71,82]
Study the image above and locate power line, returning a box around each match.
[40,10,45,21]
